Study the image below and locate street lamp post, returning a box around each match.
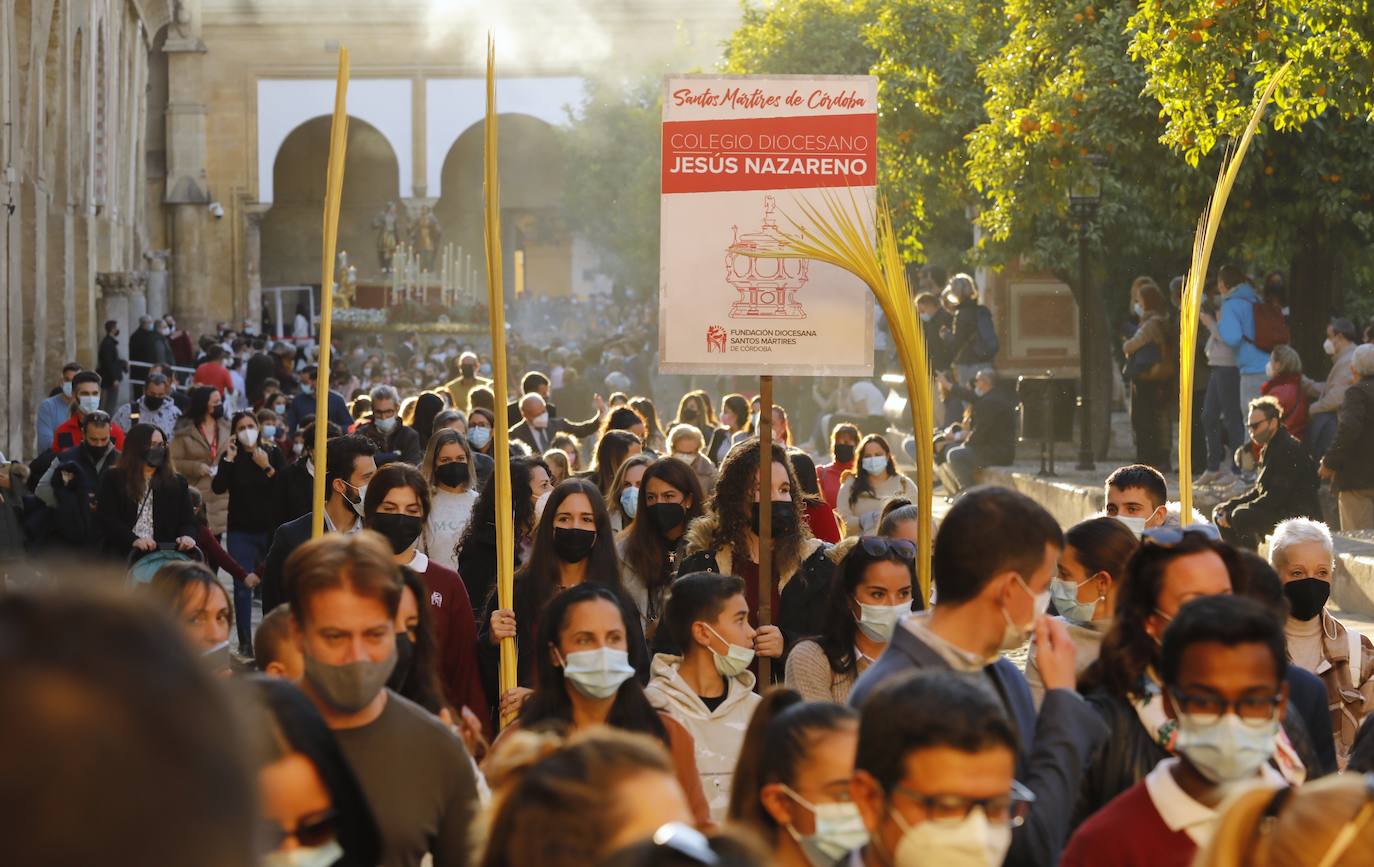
[1068,156,1105,471]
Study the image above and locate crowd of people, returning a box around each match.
[3,268,1374,867]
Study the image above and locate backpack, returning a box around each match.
[1248,299,1291,352]
[973,306,999,360]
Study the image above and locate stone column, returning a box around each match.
[243,202,269,333]
[96,271,147,407]
[162,0,212,339]
[144,249,170,317]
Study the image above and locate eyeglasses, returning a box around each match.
[1141,524,1221,548]
[1247,418,1273,431]
[649,822,719,865]
[892,779,1036,827]
[1169,688,1284,725]
[859,536,917,561]
[259,809,338,850]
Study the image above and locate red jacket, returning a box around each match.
[193,362,234,396]
[414,554,491,736]
[805,500,843,544]
[53,414,126,452]
[817,460,852,510]
[1262,373,1308,441]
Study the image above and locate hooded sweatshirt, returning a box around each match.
[644,652,761,821]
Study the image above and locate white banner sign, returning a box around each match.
[658,74,878,376]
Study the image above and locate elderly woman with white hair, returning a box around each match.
[1269,516,1374,764]
[665,423,717,496]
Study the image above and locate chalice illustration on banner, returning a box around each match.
[725,195,809,319]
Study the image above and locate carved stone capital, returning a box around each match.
[96,271,148,297]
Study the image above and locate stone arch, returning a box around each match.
[435,114,569,299]
[261,116,401,287]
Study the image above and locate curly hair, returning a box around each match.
[700,438,811,571]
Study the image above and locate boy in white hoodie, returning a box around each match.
[645,571,764,821]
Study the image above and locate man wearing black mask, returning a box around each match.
[112,372,181,438]
[36,411,119,511]
[441,350,490,412]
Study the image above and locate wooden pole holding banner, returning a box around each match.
[484,37,519,728]
[310,47,350,539]
[756,375,774,686]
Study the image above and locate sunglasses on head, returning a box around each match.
[859,536,917,560]
[1141,524,1221,548]
[259,809,338,850]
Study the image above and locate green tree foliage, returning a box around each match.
[559,76,664,295]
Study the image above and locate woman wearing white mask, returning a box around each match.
[502,582,712,828]
[667,423,718,496]
[836,434,916,537]
[727,688,864,867]
[213,409,285,656]
[851,671,1031,867]
[1024,517,1139,706]
[608,454,654,533]
[786,537,919,704]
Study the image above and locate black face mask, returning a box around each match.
[143,395,165,411]
[553,527,597,563]
[1283,577,1330,622]
[833,443,856,464]
[83,443,109,463]
[369,513,424,554]
[460,364,476,378]
[145,446,168,469]
[210,406,224,420]
[387,632,415,692]
[435,462,470,488]
[750,501,798,537]
[647,502,687,536]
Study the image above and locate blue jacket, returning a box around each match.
[1217,282,1270,374]
[285,389,352,434]
[36,394,71,455]
[850,622,1108,867]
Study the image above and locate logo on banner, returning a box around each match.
[706,326,727,353]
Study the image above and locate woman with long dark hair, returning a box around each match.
[712,393,750,463]
[484,478,643,721]
[586,429,643,501]
[96,423,197,559]
[786,449,841,544]
[251,678,382,867]
[455,455,553,614]
[616,457,706,637]
[510,582,710,826]
[784,536,919,703]
[411,391,446,446]
[170,385,230,535]
[629,396,666,454]
[363,463,488,728]
[727,688,861,867]
[1024,517,1138,704]
[835,433,915,537]
[213,409,285,656]
[679,439,832,667]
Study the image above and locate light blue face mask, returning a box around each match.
[1049,576,1102,627]
[468,427,491,449]
[861,455,888,476]
[620,486,639,519]
[262,840,343,867]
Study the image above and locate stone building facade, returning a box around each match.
[0,0,744,459]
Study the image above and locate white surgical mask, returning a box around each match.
[375,416,398,434]
[534,490,552,524]
[61,381,73,397]
[1133,302,1144,318]
[1049,577,1101,627]
[856,601,908,643]
[78,395,100,414]
[780,785,869,867]
[1175,712,1278,784]
[239,428,259,448]
[532,411,550,430]
[468,427,492,449]
[619,486,639,520]
[262,424,278,441]
[999,575,1050,651]
[1115,515,1147,538]
[294,442,305,457]
[891,805,1012,867]
[861,456,888,476]
[556,646,635,699]
[344,481,367,518]
[704,623,754,678]
[751,411,761,430]
[262,840,343,867]
[1323,338,1336,356]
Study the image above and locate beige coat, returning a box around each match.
[835,472,917,536]
[171,416,231,535]
[1304,610,1374,766]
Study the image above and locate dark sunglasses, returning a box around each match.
[1141,524,1221,548]
[259,809,338,850]
[859,536,917,560]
